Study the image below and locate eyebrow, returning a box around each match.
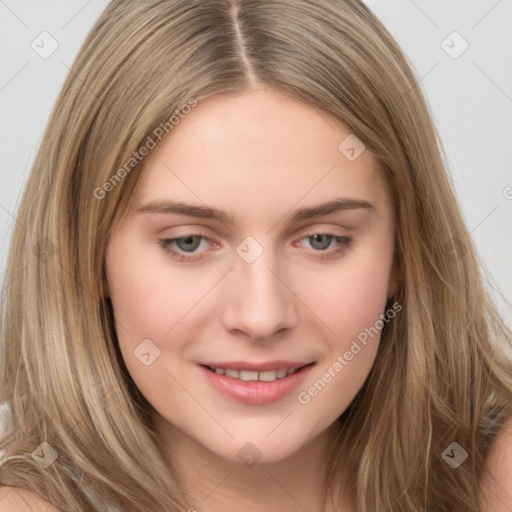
[136,197,374,226]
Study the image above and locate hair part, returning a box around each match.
[1,0,512,510]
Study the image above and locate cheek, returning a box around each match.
[105,242,202,414]
[105,239,226,394]
[296,279,389,425]
[299,246,392,347]
[106,240,208,341]
[294,241,393,411]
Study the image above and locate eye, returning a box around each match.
[296,232,353,259]
[158,234,216,262]
[158,232,353,262]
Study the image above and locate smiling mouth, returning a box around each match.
[199,362,316,405]
[201,363,314,383]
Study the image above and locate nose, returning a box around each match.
[221,247,298,342]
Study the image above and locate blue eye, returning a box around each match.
[159,235,214,261]
[158,232,352,262]
[299,233,353,259]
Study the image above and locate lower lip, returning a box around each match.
[198,364,315,405]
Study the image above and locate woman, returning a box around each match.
[1,0,511,510]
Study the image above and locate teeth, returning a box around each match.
[239,370,259,381]
[259,370,278,382]
[210,366,300,382]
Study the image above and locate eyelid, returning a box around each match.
[294,224,350,237]
[158,233,216,262]
[158,226,352,262]
[159,224,350,246]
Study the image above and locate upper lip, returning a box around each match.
[199,360,314,372]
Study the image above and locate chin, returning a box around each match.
[202,419,322,466]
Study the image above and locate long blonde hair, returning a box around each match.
[1,0,511,510]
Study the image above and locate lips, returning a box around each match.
[198,361,316,405]
[199,360,311,372]
[203,365,303,382]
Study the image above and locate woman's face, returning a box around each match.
[105,87,398,463]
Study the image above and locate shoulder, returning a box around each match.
[0,486,62,511]
[478,417,512,511]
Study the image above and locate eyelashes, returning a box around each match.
[158,232,353,262]
[158,234,215,261]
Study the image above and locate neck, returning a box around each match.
[154,417,345,512]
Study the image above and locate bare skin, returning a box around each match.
[105,86,398,511]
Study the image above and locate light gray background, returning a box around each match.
[1,0,511,327]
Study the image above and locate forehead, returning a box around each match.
[133,88,390,221]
